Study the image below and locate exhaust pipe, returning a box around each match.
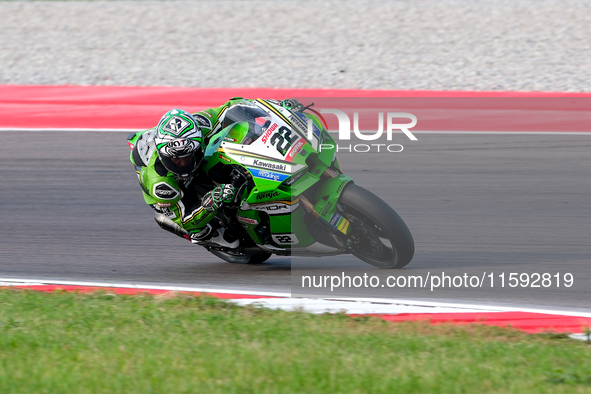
[154,213,190,238]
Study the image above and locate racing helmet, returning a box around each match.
[154,109,204,178]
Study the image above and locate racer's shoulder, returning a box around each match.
[139,156,181,203]
[130,128,157,167]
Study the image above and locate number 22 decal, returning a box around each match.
[272,233,299,245]
[270,126,298,156]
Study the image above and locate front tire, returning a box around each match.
[339,184,414,269]
[209,249,272,264]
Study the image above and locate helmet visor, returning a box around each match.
[160,150,204,177]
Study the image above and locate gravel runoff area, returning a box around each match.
[1,0,590,91]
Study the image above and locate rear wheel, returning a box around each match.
[339,184,414,269]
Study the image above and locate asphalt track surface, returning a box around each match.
[1,130,590,312]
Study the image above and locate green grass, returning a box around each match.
[0,289,590,393]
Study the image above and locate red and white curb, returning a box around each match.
[1,278,589,340]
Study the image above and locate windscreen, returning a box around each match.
[221,101,273,145]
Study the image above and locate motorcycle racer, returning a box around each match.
[128,97,302,250]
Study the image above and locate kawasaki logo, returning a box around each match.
[253,159,286,172]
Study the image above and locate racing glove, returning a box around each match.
[202,184,237,212]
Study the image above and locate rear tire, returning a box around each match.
[339,184,414,269]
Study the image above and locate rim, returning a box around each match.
[344,211,398,265]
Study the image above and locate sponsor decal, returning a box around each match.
[292,113,322,138]
[336,181,348,194]
[153,204,176,219]
[252,159,287,172]
[153,182,179,200]
[257,191,280,200]
[337,218,350,234]
[251,201,297,214]
[272,233,299,245]
[287,138,305,160]
[190,225,212,241]
[236,215,259,225]
[166,210,177,219]
[156,202,172,207]
[193,113,212,129]
[250,168,290,182]
[240,157,303,174]
[282,170,304,186]
[258,204,288,211]
[162,116,190,136]
[163,208,176,219]
[329,213,342,227]
[321,202,333,217]
[289,114,308,135]
[261,123,279,144]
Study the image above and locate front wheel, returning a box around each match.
[339,184,414,269]
[209,249,272,264]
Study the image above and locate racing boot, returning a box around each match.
[208,227,240,249]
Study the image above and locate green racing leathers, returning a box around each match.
[129,97,297,243]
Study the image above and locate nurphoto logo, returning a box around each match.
[310,110,418,153]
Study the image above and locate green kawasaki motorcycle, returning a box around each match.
[137,99,414,269]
